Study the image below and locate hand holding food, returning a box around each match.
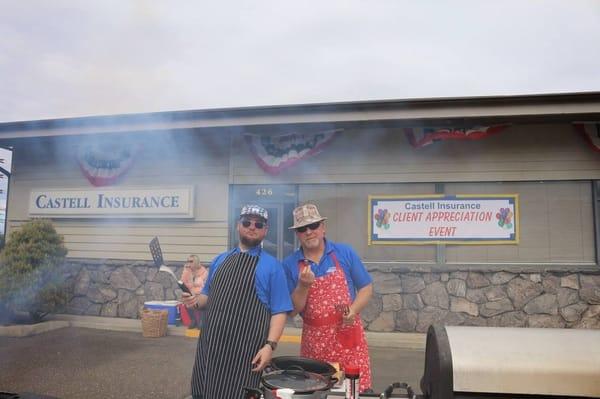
[342,305,356,326]
[299,261,315,288]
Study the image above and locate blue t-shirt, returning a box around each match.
[202,245,292,315]
[282,240,372,301]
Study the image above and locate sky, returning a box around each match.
[1,1,600,123]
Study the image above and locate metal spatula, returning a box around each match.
[149,237,191,294]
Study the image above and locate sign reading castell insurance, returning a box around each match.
[369,194,519,245]
[29,187,194,218]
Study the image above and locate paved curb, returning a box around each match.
[46,314,426,349]
[0,320,69,337]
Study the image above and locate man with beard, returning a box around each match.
[283,203,373,393]
[182,204,292,399]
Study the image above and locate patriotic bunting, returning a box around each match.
[573,122,600,152]
[403,125,510,148]
[77,141,141,186]
[244,130,340,175]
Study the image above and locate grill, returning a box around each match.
[420,325,600,399]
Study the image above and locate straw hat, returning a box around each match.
[289,203,327,229]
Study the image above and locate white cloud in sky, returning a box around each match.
[1,0,599,122]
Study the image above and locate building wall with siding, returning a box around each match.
[4,123,600,264]
[232,123,600,265]
[2,117,599,329]
[231,124,600,183]
[6,130,231,263]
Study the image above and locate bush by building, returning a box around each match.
[0,219,69,323]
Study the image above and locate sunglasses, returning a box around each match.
[296,222,321,233]
[241,220,265,229]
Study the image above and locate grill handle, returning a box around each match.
[380,382,416,399]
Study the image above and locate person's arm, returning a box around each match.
[251,312,287,371]
[343,283,373,325]
[181,269,194,292]
[341,245,373,325]
[191,268,207,294]
[291,285,309,316]
[291,261,314,315]
[198,266,209,283]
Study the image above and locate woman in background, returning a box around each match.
[181,254,208,329]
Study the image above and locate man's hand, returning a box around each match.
[181,292,198,308]
[342,306,357,326]
[298,261,315,288]
[251,345,273,372]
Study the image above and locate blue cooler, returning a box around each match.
[144,300,180,325]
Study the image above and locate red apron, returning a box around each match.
[300,252,372,392]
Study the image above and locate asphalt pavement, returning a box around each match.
[0,318,425,399]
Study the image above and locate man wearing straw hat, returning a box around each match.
[182,204,292,399]
[283,203,373,393]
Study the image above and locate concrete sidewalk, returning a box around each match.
[40,314,426,350]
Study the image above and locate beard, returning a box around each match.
[240,235,262,249]
[301,236,321,249]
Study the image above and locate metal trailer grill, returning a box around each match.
[420,325,600,399]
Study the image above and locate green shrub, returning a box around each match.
[0,219,69,323]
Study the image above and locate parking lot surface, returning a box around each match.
[0,327,424,399]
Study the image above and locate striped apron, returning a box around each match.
[191,252,271,399]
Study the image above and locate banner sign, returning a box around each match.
[403,125,509,148]
[29,187,194,218]
[573,122,600,152]
[0,147,13,242]
[244,129,340,175]
[77,141,141,186]
[369,194,519,245]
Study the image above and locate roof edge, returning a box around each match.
[1,91,600,136]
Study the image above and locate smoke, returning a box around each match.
[0,111,234,268]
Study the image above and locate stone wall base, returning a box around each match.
[58,260,600,332]
[363,269,600,332]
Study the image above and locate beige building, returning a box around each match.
[1,92,599,331]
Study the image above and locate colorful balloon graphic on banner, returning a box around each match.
[496,207,513,229]
[374,208,391,229]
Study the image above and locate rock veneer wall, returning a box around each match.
[60,260,184,319]
[362,269,600,332]
[59,260,600,331]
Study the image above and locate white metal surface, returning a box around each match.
[446,326,600,397]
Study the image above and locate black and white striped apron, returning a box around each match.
[191,251,271,399]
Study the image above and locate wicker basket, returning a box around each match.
[141,308,168,338]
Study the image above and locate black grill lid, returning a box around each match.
[261,369,331,394]
[270,356,337,377]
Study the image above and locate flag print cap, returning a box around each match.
[239,204,268,221]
